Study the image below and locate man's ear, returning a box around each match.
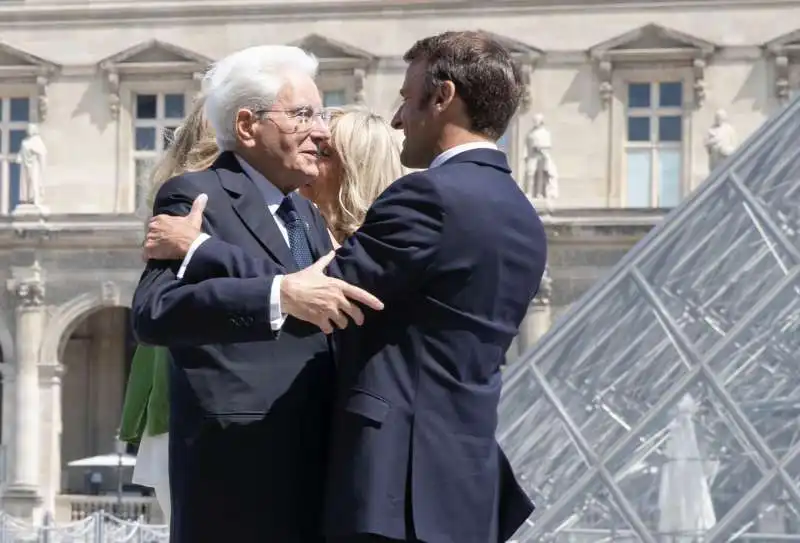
[434,81,457,112]
[234,109,257,148]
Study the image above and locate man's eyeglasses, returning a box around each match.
[254,107,332,132]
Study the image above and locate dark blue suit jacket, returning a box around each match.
[131,151,334,543]
[178,149,546,543]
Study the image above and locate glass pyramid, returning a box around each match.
[499,95,800,543]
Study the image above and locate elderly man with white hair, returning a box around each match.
[131,45,382,543]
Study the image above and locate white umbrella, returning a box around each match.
[67,453,136,468]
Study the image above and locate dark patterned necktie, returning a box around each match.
[276,195,314,269]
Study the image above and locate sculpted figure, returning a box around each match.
[705,109,736,172]
[524,114,558,201]
[16,123,47,206]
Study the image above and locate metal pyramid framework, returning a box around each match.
[498,96,800,542]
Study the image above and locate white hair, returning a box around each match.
[202,45,319,150]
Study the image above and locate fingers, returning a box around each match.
[187,193,208,229]
[311,251,335,271]
[339,283,384,311]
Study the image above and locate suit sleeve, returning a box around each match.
[327,172,444,303]
[131,177,280,346]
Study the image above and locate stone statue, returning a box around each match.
[15,123,47,206]
[704,109,736,172]
[524,114,559,202]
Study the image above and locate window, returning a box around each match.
[132,92,186,212]
[624,81,683,208]
[0,96,31,213]
[323,90,347,108]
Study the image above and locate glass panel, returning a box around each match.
[0,98,3,121]
[164,94,185,119]
[627,83,651,108]
[8,162,21,212]
[10,129,27,154]
[625,149,652,207]
[657,148,681,207]
[135,94,157,119]
[10,98,30,122]
[627,116,650,142]
[659,81,683,107]
[658,115,682,142]
[498,91,800,542]
[323,90,347,107]
[135,127,156,151]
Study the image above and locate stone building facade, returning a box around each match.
[0,0,800,521]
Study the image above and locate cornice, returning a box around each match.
[2,0,800,26]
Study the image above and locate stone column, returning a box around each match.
[39,363,65,517]
[517,266,553,356]
[3,263,46,520]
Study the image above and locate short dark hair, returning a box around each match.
[403,30,524,140]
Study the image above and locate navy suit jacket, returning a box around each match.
[176,149,547,543]
[130,151,335,542]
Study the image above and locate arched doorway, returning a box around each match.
[60,307,135,494]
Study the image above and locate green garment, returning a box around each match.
[119,345,170,444]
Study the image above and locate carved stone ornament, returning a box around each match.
[519,63,533,112]
[596,58,613,110]
[192,71,205,103]
[353,68,366,105]
[12,262,45,308]
[36,75,49,122]
[692,57,707,107]
[101,281,120,306]
[775,54,790,104]
[106,70,121,120]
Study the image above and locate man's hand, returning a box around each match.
[280,252,384,334]
[144,194,207,260]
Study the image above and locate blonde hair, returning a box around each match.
[146,96,220,209]
[325,106,404,239]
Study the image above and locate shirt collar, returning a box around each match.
[235,154,285,210]
[429,141,499,169]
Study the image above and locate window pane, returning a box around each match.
[658,148,682,208]
[136,94,157,119]
[164,94,185,119]
[627,116,650,142]
[626,149,652,207]
[9,162,21,212]
[627,83,651,108]
[10,98,30,122]
[659,82,683,107]
[10,129,27,154]
[135,127,157,151]
[658,115,682,142]
[323,90,346,107]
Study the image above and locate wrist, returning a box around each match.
[279,274,296,316]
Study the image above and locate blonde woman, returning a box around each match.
[118,96,218,525]
[123,102,402,523]
[301,105,404,244]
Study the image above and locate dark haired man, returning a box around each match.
[140,30,547,543]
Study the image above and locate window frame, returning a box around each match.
[0,86,36,214]
[609,67,693,209]
[118,80,194,214]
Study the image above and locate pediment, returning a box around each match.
[0,42,58,75]
[764,29,800,55]
[477,31,543,60]
[99,40,211,72]
[590,23,715,60]
[291,34,374,61]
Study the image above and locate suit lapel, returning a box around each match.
[213,152,298,271]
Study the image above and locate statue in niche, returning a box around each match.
[704,109,737,172]
[15,123,47,206]
[524,114,559,202]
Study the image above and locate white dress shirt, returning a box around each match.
[176,155,289,330]
[428,141,498,169]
